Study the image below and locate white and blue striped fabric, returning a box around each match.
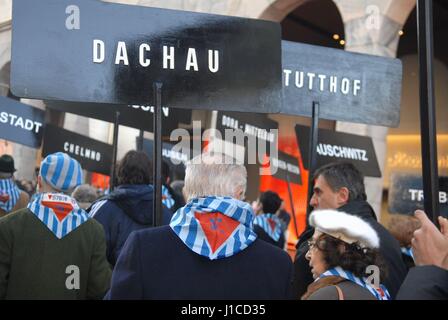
[162,185,175,209]
[40,152,83,192]
[253,213,282,241]
[401,247,414,260]
[28,193,89,239]
[0,178,21,213]
[170,196,257,260]
[318,266,391,300]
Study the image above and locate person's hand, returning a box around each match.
[412,210,448,270]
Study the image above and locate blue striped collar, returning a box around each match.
[253,213,282,241]
[28,193,89,239]
[170,196,257,260]
[318,266,390,300]
[0,178,21,213]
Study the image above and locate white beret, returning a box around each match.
[309,209,380,249]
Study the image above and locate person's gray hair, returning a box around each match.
[71,184,98,209]
[183,152,247,201]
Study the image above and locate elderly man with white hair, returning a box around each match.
[105,152,293,299]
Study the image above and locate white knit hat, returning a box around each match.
[309,209,380,249]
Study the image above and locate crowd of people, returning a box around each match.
[0,151,446,300]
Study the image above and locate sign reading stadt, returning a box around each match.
[11,0,282,114]
[282,40,402,127]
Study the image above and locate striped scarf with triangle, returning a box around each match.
[28,193,89,239]
[253,213,282,241]
[170,196,257,260]
[318,266,391,300]
[0,179,21,213]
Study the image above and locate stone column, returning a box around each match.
[333,0,415,219]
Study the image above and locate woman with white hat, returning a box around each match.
[302,209,390,300]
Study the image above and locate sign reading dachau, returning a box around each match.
[282,41,402,127]
[295,124,381,178]
[42,124,113,175]
[11,0,282,114]
[0,96,44,148]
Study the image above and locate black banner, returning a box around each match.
[216,111,278,157]
[282,40,402,127]
[0,96,45,148]
[270,151,302,184]
[388,173,448,217]
[45,100,192,136]
[42,124,113,175]
[140,138,192,181]
[11,0,282,114]
[295,124,381,178]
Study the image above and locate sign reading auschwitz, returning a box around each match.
[295,124,381,178]
[282,40,402,127]
[11,0,282,113]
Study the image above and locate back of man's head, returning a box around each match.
[260,190,282,214]
[183,152,247,201]
[117,150,152,186]
[0,154,16,179]
[313,162,367,202]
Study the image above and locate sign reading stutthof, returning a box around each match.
[42,124,113,175]
[282,40,402,127]
[11,0,281,114]
[0,96,45,148]
[295,124,381,178]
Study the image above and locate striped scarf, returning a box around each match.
[27,193,89,239]
[318,266,390,300]
[253,213,282,241]
[162,185,175,209]
[401,247,414,260]
[0,179,21,213]
[170,196,257,260]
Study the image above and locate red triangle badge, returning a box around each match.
[0,193,10,203]
[268,218,277,232]
[41,200,73,222]
[194,211,239,253]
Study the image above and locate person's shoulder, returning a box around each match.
[307,285,339,300]
[251,239,292,264]
[0,207,32,223]
[132,225,172,241]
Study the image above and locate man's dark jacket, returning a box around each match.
[397,265,448,300]
[292,200,407,299]
[89,184,172,266]
[105,226,294,299]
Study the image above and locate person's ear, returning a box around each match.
[337,187,350,205]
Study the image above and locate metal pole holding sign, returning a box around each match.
[285,172,300,239]
[417,0,439,226]
[153,82,163,227]
[137,130,144,151]
[110,111,120,191]
[306,102,320,221]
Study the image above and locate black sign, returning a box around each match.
[42,124,113,175]
[11,0,282,114]
[141,138,192,181]
[0,96,45,148]
[45,100,192,136]
[216,111,278,157]
[282,40,402,127]
[270,151,302,184]
[389,173,448,217]
[295,124,381,178]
